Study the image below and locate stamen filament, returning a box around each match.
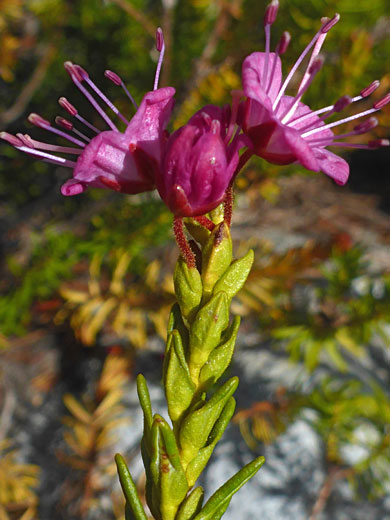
[154,28,165,91]
[83,76,129,125]
[105,70,138,109]
[16,134,83,154]
[16,146,77,167]
[67,74,118,131]
[273,16,338,110]
[301,107,381,138]
[28,114,86,147]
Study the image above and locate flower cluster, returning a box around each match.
[2,2,389,218]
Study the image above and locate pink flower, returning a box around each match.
[242,1,389,185]
[1,29,175,196]
[156,105,248,216]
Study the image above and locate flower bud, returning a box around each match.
[156,108,243,217]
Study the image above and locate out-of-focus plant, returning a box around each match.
[56,250,175,347]
[0,439,40,520]
[271,246,390,371]
[0,198,171,339]
[307,377,390,499]
[58,348,132,517]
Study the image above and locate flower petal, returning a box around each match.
[312,148,350,185]
[242,52,282,108]
[124,86,175,159]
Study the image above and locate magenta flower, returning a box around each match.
[1,29,175,196]
[241,1,389,185]
[156,105,248,217]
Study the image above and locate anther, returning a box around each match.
[0,132,23,147]
[321,13,340,33]
[373,93,390,110]
[16,133,34,147]
[276,31,291,55]
[64,61,84,82]
[353,117,378,134]
[368,139,390,149]
[59,97,78,116]
[334,95,352,112]
[55,116,73,131]
[104,70,122,86]
[361,80,380,98]
[156,27,164,52]
[28,113,50,128]
[264,0,279,26]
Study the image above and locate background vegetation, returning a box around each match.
[0,1,389,519]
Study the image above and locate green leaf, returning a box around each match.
[199,317,240,390]
[179,377,238,468]
[176,487,204,520]
[115,454,148,520]
[151,415,189,520]
[168,303,189,347]
[212,250,254,301]
[136,374,153,442]
[201,222,232,299]
[164,330,196,424]
[193,456,265,520]
[184,218,211,246]
[174,257,203,323]
[188,292,229,382]
[185,398,236,487]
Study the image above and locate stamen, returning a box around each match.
[266,31,290,94]
[105,70,138,109]
[15,145,77,167]
[273,15,339,110]
[17,133,83,154]
[373,93,390,109]
[28,113,86,147]
[368,139,389,148]
[276,31,291,55]
[321,13,340,33]
[154,27,165,91]
[264,0,279,26]
[281,56,324,124]
[263,23,272,90]
[55,116,91,142]
[324,139,389,150]
[59,98,100,134]
[307,117,379,146]
[301,99,387,139]
[64,62,119,131]
[361,80,380,98]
